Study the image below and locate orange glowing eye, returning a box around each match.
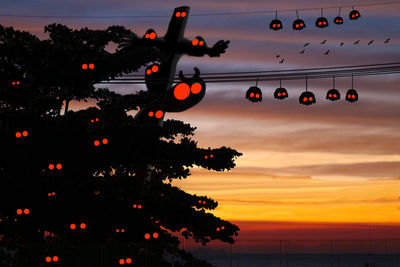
[145,34,149,39]
[95,118,99,121]
[24,209,30,215]
[282,92,286,96]
[48,193,51,196]
[80,223,86,229]
[48,164,55,170]
[12,82,15,85]
[149,32,156,39]
[198,200,201,203]
[56,163,62,170]
[70,224,76,230]
[250,92,254,98]
[216,227,220,231]
[333,94,337,98]
[176,12,181,17]
[155,110,163,119]
[151,65,159,72]
[102,138,108,145]
[329,94,332,97]
[144,233,150,239]
[221,226,225,230]
[15,132,21,138]
[138,204,142,209]
[202,201,206,204]
[17,209,23,215]
[153,232,159,239]
[133,204,137,208]
[204,155,208,159]
[148,111,154,117]
[300,23,304,26]
[126,258,132,264]
[348,94,351,98]
[192,38,199,46]
[309,97,313,101]
[278,92,282,97]
[94,140,100,146]
[53,256,59,262]
[352,15,355,18]
[199,41,204,46]
[89,63,94,69]
[82,64,88,70]
[352,95,356,99]
[319,22,322,25]
[277,24,281,27]
[116,229,119,232]
[303,97,308,102]
[191,83,202,94]
[45,256,51,263]
[210,154,213,158]
[119,259,125,265]
[174,83,191,100]
[273,24,276,27]
[181,11,186,17]
[16,81,20,85]
[255,94,260,99]
[90,119,94,123]
[296,24,299,27]
[146,69,152,75]
[121,229,125,232]
[52,192,55,195]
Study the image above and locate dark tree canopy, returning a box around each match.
[0,20,241,267]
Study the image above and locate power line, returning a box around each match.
[1,1,400,19]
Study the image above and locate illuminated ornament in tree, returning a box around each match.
[192,36,206,47]
[144,29,157,40]
[334,8,344,25]
[349,7,361,20]
[293,10,306,30]
[274,79,288,100]
[326,76,340,101]
[246,78,262,103]
[270,11,283,31]
[315,9,329,28]
[346,74,358,103]
[299,76,316,106]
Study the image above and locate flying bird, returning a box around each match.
[320,40,327,44]
[299,50,305,54]
[324,50,330,55]
[384,38,390,43]
[353,40,360,45]
[279,58,285,63]
[340,42,344,47]
[276,55,281,58]
[368,40,374,45]
[304,43,310,47]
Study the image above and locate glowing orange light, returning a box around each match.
[48,164,55,170]
[116,229,119,232]
[153,232,159,239]
[56,163,62,170]
[333,94,337,98]
[329,94,332,97]
[90,119,94,123]
[300,23,304,26]
[48,193,51,197]
[255,94,260,99]
[303,97,307,102]
[70,224,76,230]
[17,209,23,215]
[80,223,86,229]
[119,258,125,265]
[296,24,299,28]
[148,111,154,117]
[149,32,156,40]
[277,24,281,27]
[250,92,254,98]
[192,39,199,46]
[102,138,108,145]
[199,40,204,46]
[144,233,150,239]
[53,256,59,262]
[21,130,27,137]
[121,229,125,232]
[138,204,142,209]
[273,24,276,27]
[347,94,351,98]
[323,21,327,25]
[198,200,201,203]
[282,92,286,96]
[16,81,20,85]
[45,256,51,263]
[278,93,282,97]
[309,97,313,101]
[82,64,88,70]
[216,227,220,231]
[155,110,164,119]
[221,226,225,230]
[352,95,356,99]
[204,155,208,159]
[24,209,30,215]
[145,34,150,39]
[15,132,21,138]
[94,140,100,146]
[202,201,206,204]
[95,118,99,121]
[89,63,94,69]
[319,22,322,25]
[52,192,55,196]
[146,69,152,75]
[210,154,214,158]
[12,82,15,85]
[151,65,159,72]
[181,11,186,17]
[191,83,202,94]
[176,12,181,17]
[133,204,137,208]
[126,258,132,264]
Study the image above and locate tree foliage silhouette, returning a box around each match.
[0,17,241,267]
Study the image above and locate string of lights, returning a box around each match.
[0,1,399,19]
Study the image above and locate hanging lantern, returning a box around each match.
[349,8,361,20]
[315,9,329,28]
[346,75,358,103]
[274,79,288,100]
[270,11,283,31]
[246,78,262,103]
[299,76,316,106]
[334,8,344,25]
[326,76,340,101]
[144,29,157,40]
[293,10,306,30]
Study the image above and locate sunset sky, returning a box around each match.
[3,0,400,249]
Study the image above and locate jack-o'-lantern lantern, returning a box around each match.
[345,89,358,103]
[293,11,306,30]
[334,16,344,25]
[192,36,206,47]
[274,80,288,100]
[270,11,283,31]
[315,9,328,28]
[299,76,316,106]
[246,86,262,103]
[349,9,361,20]
[143,29,157,40]
[326,77,340,101]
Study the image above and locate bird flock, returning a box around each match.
[276,38,390,64]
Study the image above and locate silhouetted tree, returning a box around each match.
[0,14,241,267]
